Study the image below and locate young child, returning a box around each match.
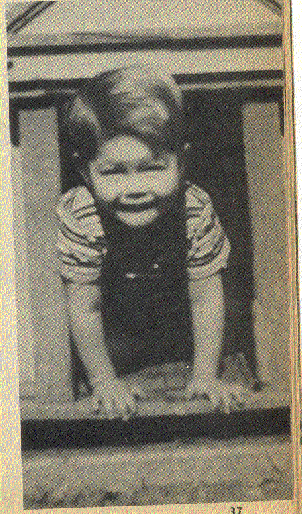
[56,64,246,419]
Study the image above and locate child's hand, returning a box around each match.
[91,377,146,420]
[185,377,247,414]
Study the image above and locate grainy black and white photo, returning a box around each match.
[4,0,295,511]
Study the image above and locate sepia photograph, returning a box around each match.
[1,0,300,513]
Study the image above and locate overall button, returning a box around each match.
[125,272,136,279]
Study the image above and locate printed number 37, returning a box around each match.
[231,508,242,514]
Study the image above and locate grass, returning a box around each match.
[24,474,292,509]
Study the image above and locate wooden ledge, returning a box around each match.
[20,362,291,449]
[21,385,290,421]
[21,360,290,421]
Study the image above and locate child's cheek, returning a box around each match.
[157,170,180,197]
[91,175,122,204]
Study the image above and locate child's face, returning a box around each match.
[86,135,181,228]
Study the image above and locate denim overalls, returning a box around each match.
[100,210,194,376]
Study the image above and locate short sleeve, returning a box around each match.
[56,187,106,284]
[185,183,230,281]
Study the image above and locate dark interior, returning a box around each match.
[57,84,282,396]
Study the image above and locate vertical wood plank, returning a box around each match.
[19,107,73,403]
[242,101,290,393]
[11,145,35,397]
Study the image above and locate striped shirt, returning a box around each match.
[56,182,230,283]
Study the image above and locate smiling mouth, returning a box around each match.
[116,208,158,226]
[115,194,158,212]
[115,192,157,211]
[116,202,157,213]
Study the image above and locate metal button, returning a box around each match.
[126,272,136,279]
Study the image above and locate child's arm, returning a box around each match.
[186,273,246,412]
[65,281,145,419]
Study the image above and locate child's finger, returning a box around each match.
[125,390,137,411]
[185,380,202,399]
[102,398,116,419]
[125,397,136,417]
[232,393,246,406]
[221,389,246,413]
[91,395,101,412]
[185,385,209,401]
[130,384,147,399]
[208,392,221,409]
[184,384,195,400]
[115,402,131,421]
[230,385,248,404]
[115,393,136,420]
[221,393,233,414]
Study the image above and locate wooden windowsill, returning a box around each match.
[20,362,291,450]
[20,361,290,421]
[20,386,290,421]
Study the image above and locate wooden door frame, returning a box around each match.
[8,38,291,442]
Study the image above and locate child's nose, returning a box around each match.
[123,171,151,195]
[125,164,138,175]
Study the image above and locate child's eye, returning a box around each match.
[99,160,168,175]
[138,161,167,172]
[101,164,125,176]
